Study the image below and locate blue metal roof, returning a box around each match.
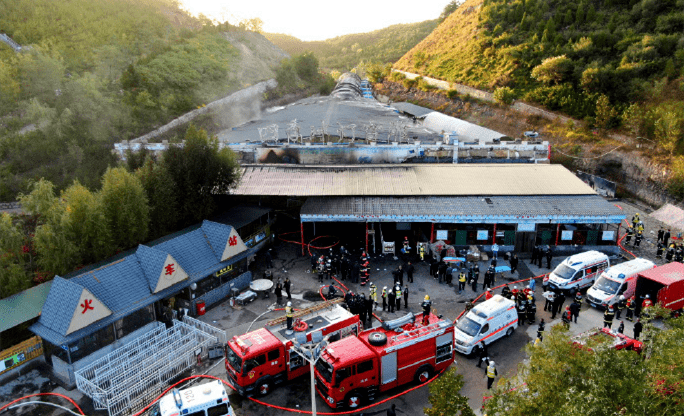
[199,220,232,259]
[31,220,254,346]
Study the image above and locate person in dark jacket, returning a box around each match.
[352,261,360,283]
[438,262,447,284]
[403,285,409,309]
[545,247,553,269]
[388,289,395,313]
[664,229,671,246]
[531,245,539,265]
[570,300,580,323]
[406,262,414,283]
[265,249,273,269]
[284,277,292,300]
[510,254,519,274]
[476,341,489,368]
[633,318,643,340]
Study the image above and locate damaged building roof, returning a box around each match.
[232,164,596,196]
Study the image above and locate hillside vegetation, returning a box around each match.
[0,0,288,201]
[265,19,439,72]
[395,0,684,187]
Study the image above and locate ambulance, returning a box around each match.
[544,251,610,294]
[453,295,517,356]
[586,258,656,309]
[150,380,234,416]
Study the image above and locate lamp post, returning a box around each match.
[291,331,329,416]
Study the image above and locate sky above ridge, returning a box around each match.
[180,0,449,41]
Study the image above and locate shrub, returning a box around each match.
[493,86,516,105]
[446,89,459,99]
[390,71,406,82]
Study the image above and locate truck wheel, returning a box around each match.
[346,391,364,408]
[257,378,271,396]
[414,365,433,384]
[506,327,514,337]
[368,332,387,346]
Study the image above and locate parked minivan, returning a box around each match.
[544,251,610,294]
[453,295,517,356]
[586,258,656,309]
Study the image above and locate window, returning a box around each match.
[334,367,351,386]
[267,349,280,361]
[68,325,115,362]
[187,411,205,416]
[207,403,230,416]
[357,360,373,374]
[480,324,490,334]
[243,354,266,374]
[289,349,305,371]
[115,304,154,339]
[436,343,453,364]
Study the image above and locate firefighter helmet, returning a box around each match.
[489,361,495,367]
[646,294,650,298]
[287,301,292,307]
[620,295,625,300]
[424,295,430,301]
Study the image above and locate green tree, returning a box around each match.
[0,214,32,298]
[293,52,319,81]
[99,167,150,250]
[531,55,573,85]
[440,1,461,22]
[424,367,475,416]
[484,324,661,416]
[61,182,114,264]
[162,125,241,227]
[654,108,683,156]
[136,159,179,240]
[594,94,618,130]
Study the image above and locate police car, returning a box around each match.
[150,380,234,416]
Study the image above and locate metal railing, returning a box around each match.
[75,320,217,416]
[182,315,227,345]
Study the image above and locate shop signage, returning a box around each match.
[436,230,448,240]
[477,230,488,240]
[561,230,573,241]
[517,223,536,232]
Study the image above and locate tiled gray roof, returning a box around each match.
[301,195,625,221]
[136,245,168,292]
[31,220,254,346]
[37,277,83,336]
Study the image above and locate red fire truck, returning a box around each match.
[225,299,360,397]
[314,312,454,409]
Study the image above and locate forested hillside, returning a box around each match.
[265,19,439,71]
[396,0,684,178]
[0,0,286,201]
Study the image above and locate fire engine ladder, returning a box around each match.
[389,321,445,344]
[266,298,343,326]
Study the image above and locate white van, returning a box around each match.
[453,295,517,356]
[544,251,610,294]
[586,258,656,309]
[151,380,234,416]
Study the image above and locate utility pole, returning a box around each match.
[291,332,329,416]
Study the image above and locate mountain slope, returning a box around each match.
[394,0,684,172]
[265,20,439,71]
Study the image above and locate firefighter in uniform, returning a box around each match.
[485,288,493,300]
[656,241,664,259]
[285,302,294,330]
[516,299,526,326]
[666,243,675,262]
[574,290,583,306]
[419,244,426,261]
[421,295,432,325]
[641,294,653,319]
[388,287,395,313]
[635,230,643,247]
[395,285,402,312]
[625,295,635,321]
[561,306,572,328]
[381,286,388,311]
[603,305,615,329]
[625,227,634,244]
[369,282,378,310]
[486,361,498,389]
[458,271,467,293]
[615,295,626,320]
[631,213,640,229]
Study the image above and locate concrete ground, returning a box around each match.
[194,234,645,416]
[2,198,668,416]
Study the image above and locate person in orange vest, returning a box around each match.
[485,288,493,300]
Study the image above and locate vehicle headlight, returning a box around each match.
[328,397,334,404]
